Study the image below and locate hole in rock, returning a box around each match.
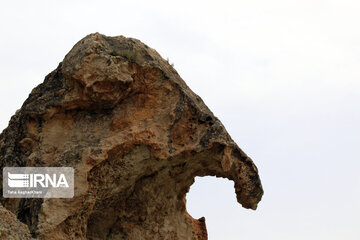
[186,176,241,240]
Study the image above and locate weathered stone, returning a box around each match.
[0,33,263,239]
[0,203,33,240]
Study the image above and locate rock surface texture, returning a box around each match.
[0,203,33,240]
[0,33,263,240]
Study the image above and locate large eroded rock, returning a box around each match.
[0,33,263,240]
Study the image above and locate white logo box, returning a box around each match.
[3,167,74,198]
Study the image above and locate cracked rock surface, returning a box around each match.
[0,33,263,240]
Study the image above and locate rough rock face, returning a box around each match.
[0,33,263,240]
[0,203,32,240]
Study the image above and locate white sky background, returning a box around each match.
[1,0,359,239]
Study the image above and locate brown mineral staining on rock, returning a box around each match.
[0,33,263,239]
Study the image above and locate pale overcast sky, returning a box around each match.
[1,1,359,239]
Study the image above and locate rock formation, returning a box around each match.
[0,33,263,240]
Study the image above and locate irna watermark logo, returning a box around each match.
[3,167,74,198]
